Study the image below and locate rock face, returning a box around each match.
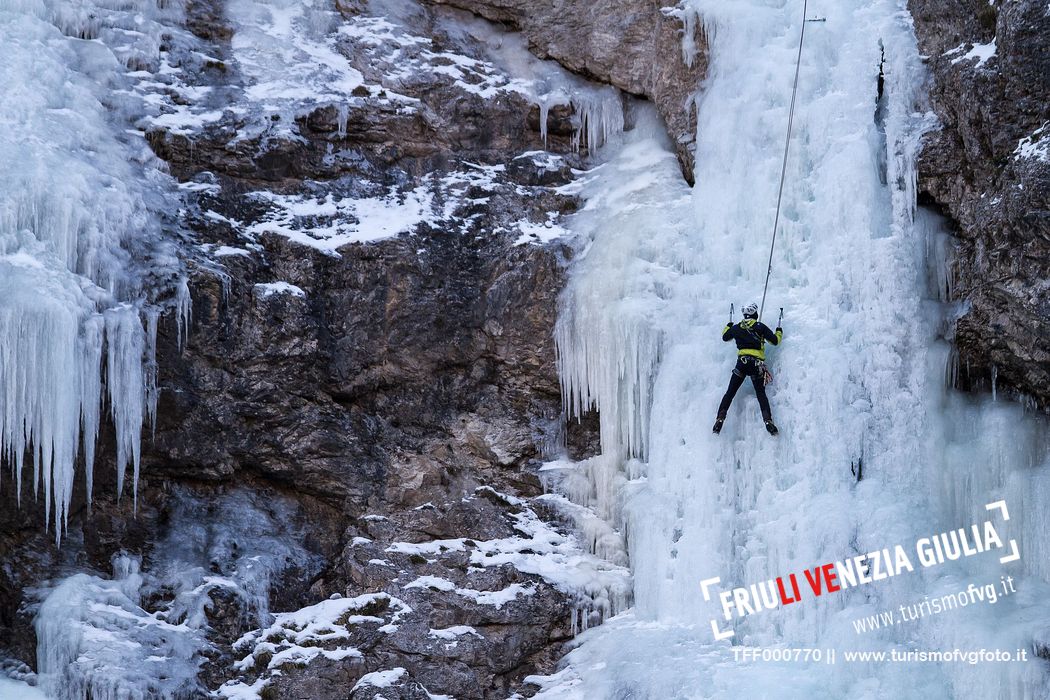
[0,0,645,697]
[423,0,707,182]
[909,0,1050,405]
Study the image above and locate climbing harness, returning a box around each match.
[759,0,810,320]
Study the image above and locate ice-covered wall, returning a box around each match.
[0,0,182,538]
[543,0,1050,697]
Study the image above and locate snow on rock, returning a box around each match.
[214,675,271,700]
[405,575,535,609]
[144,0,626,155]
[515,150,569,172]
[949,39,998,69]
[146,105,225,137]
[386,539,468,556]
[455,583,536,608]
[352,667,406,691]
[1015,121,1050,162]
[244,185,436,252]
[211,246,253,258]
[337,6,625,151]
[387,487,631,628]
[514,218,569,246]
[221,592,413,697]
[428,625,482,640]
[340,14,525,102]
[133,46,231,139]
[206,164,514,255]
[253,281,306,298]
[404,575,457,592]
[436,13,624,151]
[154,0,599,275]
[422,690,455,700]
[234,592,411,659]
[471,499,630,628]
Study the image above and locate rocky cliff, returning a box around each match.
[909,0,1050,406]
[423,0,707,182]
[0,0,671,696]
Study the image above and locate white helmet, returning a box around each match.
[742,302,759,317]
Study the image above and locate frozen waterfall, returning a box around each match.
[0,0,182,539]
[544,0,1050,698]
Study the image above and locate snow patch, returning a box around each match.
[405,575,457,592]
[0,677,49,700]
[225,592,413,695]
[1014,122,1050,162]
[950,39,997,68]
[352,667,406,691]
[404,576,535,608]
[215,675,271,700]
[514,213,569,246]
[391,486,630,627]
[456,583,535,608]
[237,165,505,255]
[428,625,482,640]
[387,539,468,556]
[212,246,253,258]
[254,281,306,298]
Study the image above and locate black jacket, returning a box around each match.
[721,318,782,360]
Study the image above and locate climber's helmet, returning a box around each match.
[742,302,759,319]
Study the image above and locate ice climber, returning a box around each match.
[712,302,783,436]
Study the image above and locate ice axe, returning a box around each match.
[729,303,735,323]
[778,307,784,327]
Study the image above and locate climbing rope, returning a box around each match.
[759,0,809,320]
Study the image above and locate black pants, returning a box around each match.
[717,357,772,422]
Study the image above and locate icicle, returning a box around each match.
[79,314,105,511]
[681,9,700,68]
[335,102,349,138]
[175,275,192,351]
[143,306,160,436]
[104,305,145,508]
[568,88,625,154]
[533,88,570,150]
[540,101,551,147]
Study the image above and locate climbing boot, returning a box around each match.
[712,416,725,434]
[764,420,779,436]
